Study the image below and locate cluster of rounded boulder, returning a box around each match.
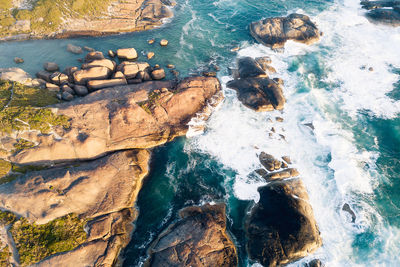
[35,45,172,101]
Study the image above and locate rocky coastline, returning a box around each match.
[0,0,175,42]
[0,9,327,267]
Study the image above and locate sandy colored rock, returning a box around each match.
[160,39,169,46]
[151,68,166,80]
[118,62,150,79]
[146,204,238,267]
[117,48,138,60]
[0,68,32,85]
[73,66,111,85]
[14,57,24,64]
[250,13,320,49]
[147,51,155,59]
[82,59,116,72]
[87,78,127,90]
[246,179,322,266]
[9,77,221,164]
[85,51,105,62]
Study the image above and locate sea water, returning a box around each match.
[1,0,399,266]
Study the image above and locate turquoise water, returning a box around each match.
[1,0,400,266]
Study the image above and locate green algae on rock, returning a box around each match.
[11,214,87,266]
[0,80,70,135]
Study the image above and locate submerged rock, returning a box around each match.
[67,44,83,54]
[250,13,320,49]
[246,179,322,266]
[146,204,238,267]
[43,62,59,72]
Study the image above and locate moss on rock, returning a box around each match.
[0,160,11,179]
[11,214,87,266]
[0,80,70,134]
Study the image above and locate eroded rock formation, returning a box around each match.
[250,13,320,49]
[146,204,238,267]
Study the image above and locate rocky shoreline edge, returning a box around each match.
[0,12,332,267]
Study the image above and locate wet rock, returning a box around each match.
[246,179,322,266]
[108,50,115,58]
[259,152,282,171]
[276,117,284,122]
[87,78,128,91]
[166,64,175,69]
[255,56,272,67]
[160,39,169,46]
[81,59,116,72]
[305,259,325,267]
[151,68,166,80]
[237,57,266,78]
[73,66,111,85]
[62,91,74,101]
[227,77,285,111]
[148,39,155,44]
[282,156,292,164]
[85,51,105,62]
[67,44,83,54]
[73,85,89,96]
[146,204,238,267]
[342,203,356,223]
[262,168,300,182]
[250,13,320,49]
[83,46,95,52]
[147,52,155,59]
[203,71,217,77]
[366,8,400,26]
[14,57,24,64]
[43,62,59,72]
[361,0,400,10]
[117,48,138,60]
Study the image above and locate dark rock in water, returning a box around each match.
[259,152,282,171]
[14,57,24,64]
[146,203,238,267]
[85,51,105,62]
[250,13,320,49]
[304,122,315,130]
[366,8,400,26]
[227,77,285,112]
[342,203,357,223]
[305,259,325,267]
[238,57,266,78]
[202,71,217,77]
[361,0,400,10]
[246,179,322,266]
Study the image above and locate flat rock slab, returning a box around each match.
[250,13,320,49]
[10,77,221,164]
[146,204,238,267]
[246,179,322,266]
[0,150,150,224]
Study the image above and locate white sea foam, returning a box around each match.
[189,0,400,266]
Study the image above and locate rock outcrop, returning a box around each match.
[361,1,400,26]
[6,77,221,164]
[145,204,238,267]
[227,57,285,112]
[246,179,322,266]
[0,0,176,41]
[250,13,320,49]
[0,150,149,266]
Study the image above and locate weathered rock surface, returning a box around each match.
[81,59,116,72]
[9,77,222,164]
[87,78,128,90]
[0,68,37,86]
[227,57,285,112]
[73,66,111,85]
[0,150,149,266]
[1,0,176,41]
[146,204,238,267]
[117,48,138,60]
[250,13,320,49]
[67,44,83,54]
[246,179,322,266]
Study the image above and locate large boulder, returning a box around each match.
[9,77,222,164]
[117,48,138,60]
[246,179,322,266]
[87,78,127,91]
[227,77,285,112]
[146,204,238,267]
[117,62,150,79]
[73,66,111,85]
[250,13,320,49]
[81,59,116,72]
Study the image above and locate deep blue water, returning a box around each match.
[1,0,400,266]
